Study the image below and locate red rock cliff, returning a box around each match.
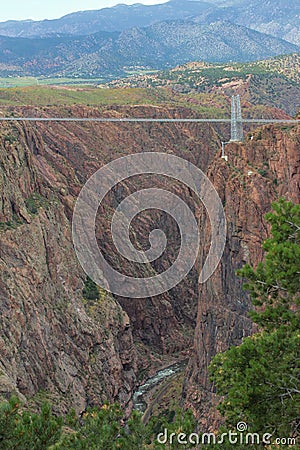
[184,122,300,430]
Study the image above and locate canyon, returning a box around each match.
[0,97,299,427]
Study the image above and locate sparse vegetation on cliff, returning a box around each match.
[25,193,51,215]
[82,276,100,301]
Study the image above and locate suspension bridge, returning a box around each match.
[0,94,298,126]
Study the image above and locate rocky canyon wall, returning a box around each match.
[0,105,219,411]
[184,122,300,430]
[0,104,298,423]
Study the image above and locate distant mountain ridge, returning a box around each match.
[0,18,298,78]
[0,1,216,37]
[0,0,299,79]
[0,0,299,46]
[207,0,300,46]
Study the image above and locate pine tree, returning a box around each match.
[209,199,300,439]
[238,198,300,332]
[0,397,63,450]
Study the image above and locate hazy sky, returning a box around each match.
[0,0,169,22]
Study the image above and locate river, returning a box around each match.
[133,361,187,413]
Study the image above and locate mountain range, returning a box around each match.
[0,0,299,78]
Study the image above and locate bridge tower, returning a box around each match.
[221,94,243,160]
[230,94,243,142]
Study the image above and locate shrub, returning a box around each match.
[82,276,100,301]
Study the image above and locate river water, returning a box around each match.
[133,361,186,412]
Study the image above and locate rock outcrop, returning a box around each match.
[0,120,137,414]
